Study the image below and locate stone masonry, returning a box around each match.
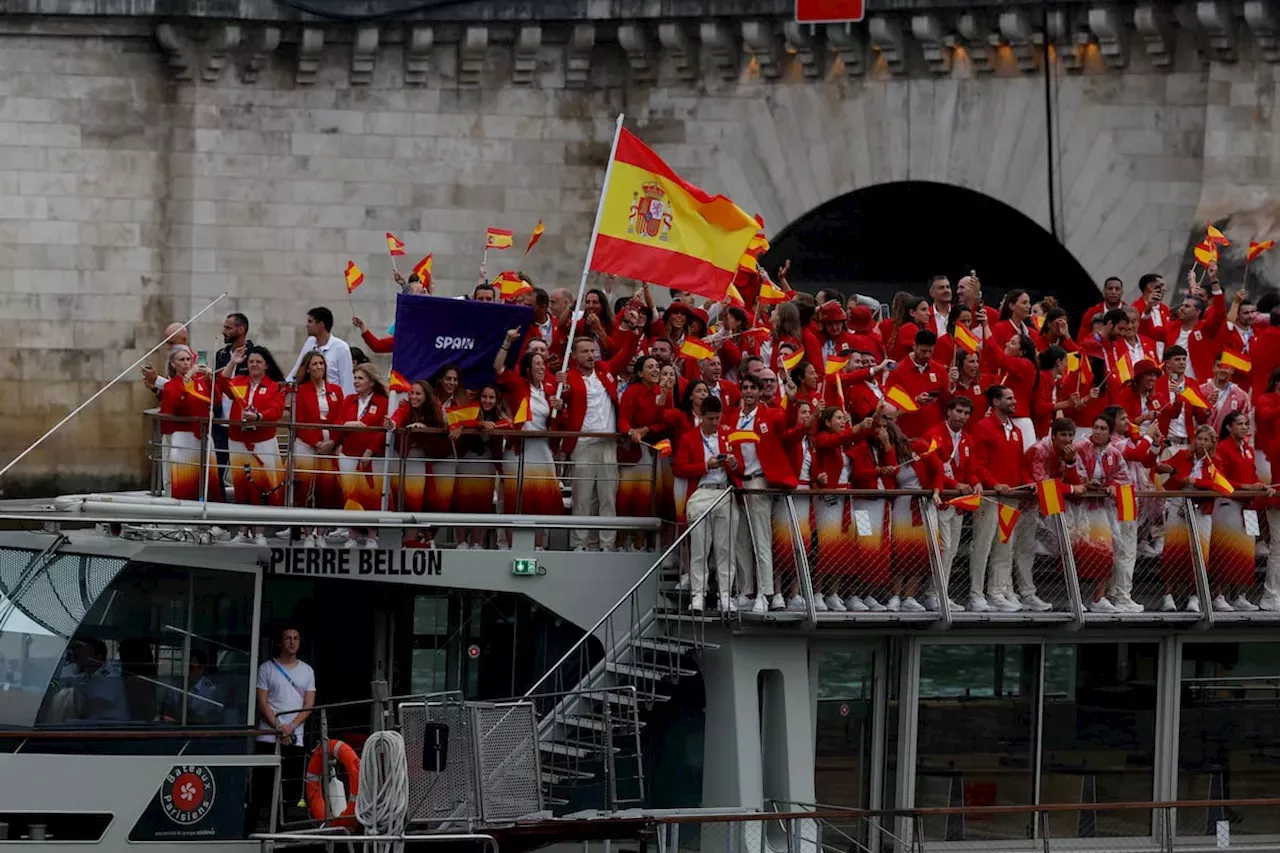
[0,0,1278,492]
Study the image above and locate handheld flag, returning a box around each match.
[184,378,212,406]
[1193,241,1218,266]
[725,283,746,308]
[782,349,805,371]
[918,437,939,458]
[885,386,920,413]
[757,282,788,306]
[412,254,433,284]
[1220,351,1252,372]
[1031,314,1045,332]
[1115,350,1134,384]
[653,439,673,458]
[679,337,716,361]
[493,271,533,301]
[229,384,248,403]
[345,261,365,294]
[446,404,482,428]
[1037,479,1066,516]
[1248,240,1275,262]
[1116,483,1137,523]
[948,493,983,512]
[587,127,760,301]
[953,323,981,355]
[389,369,412,393]
[1179,386,1210,409]
[726,430,759,445]
[513,397,530,425]
[525,220,545,254]
[1206,223,1230,248]
[824,355,850,376]
[997,503,1022,543]
[386,232,406,256]
[486,227,514,250]
[740,326,771,347]
[1206,464,1235,497]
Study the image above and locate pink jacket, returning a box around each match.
[1198,379,1252,434]
[1073,438,1132,486]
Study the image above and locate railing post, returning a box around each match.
[319,709,331,823]
[1039,811,1051,853]
[197,420,212,504]
[1052,514,1085,628]
[920,500,952,629]
[397,429,410,513]
[784,496,817,629]
[282,384,297,509]
[149,414,163,496]
[602,697,617,812]
[1185,498,1215,629]
[515,436,526,514]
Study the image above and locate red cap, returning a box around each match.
[847,305,876,333]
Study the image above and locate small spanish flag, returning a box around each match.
[1193,241,1218,266]
[919,437,939,458]
[740,326,770,346]
[1206,222,1231,248]
[782,349,804,371]
[447,404,482,428]
[948,493,983,512]
[738,252,759,274]
[885,385,919,413]
[1248,240,1275,262]
[525,220,545,254]
[1037,479,1066,516]
[824,355,849,376]
[757,282,787,306]
[494,271,532,300]
[1220,351,1252,372]
[725,283,746,308]
[953,323,981,355]
[485,227,514,250]
[412,254,433,283]
[229,384,248,402]
[389,369,412,393]
[1207,465,1235,496]
[513,397,530,425]
[1179,385,1210,409]
[184,378,212,405]
[1116,483,1137,523]
[1031,314,1045,332]
[1115,350,1134,384]
[997,503,1022,543]
[679,337,716,361]
[386,232,406,256]
[726,430,758,445]
[653,439,673,458]
[345,260,365,293]
[744,232,770,258]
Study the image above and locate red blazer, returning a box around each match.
[521,315,568,369]
[1027,438,1086,486]
[1109,335,1160,376]
[1161,291,1225,381]
[881,321,921,362]
[1215,438,1260,488]
[813,428,858,487]
[1166,449,1217,513]
[1034,333,1079,355]
[215,375,284,447]
[389,400,452,459]
[707,378,741,410]
[887,356,949,437]
[924,422,978,488]
[1110,381,1163,428]
[618,381,684,463]
[495,370,559,457]
[1133,296,1173,341]
[1255,390,1280,463]
[837,371,885,421]
[723,404,799,488]
[950,379,990,433]
[786,431,817,485]
[970,413,1030,489]
[984,346,1037,420]
[336,393,388,457]
[159,373,213,436]
[1153,375,1207,442]
[361,328,394,355]
[557,328,641,455]
[1078,301,1125,343]
[990,318,1040,352]
[672,425,735,514]
[293,381,345,447]
[849,440,897,489]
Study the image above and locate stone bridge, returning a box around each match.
[1,0,1278,489]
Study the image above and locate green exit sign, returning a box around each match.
[512,558,540,577]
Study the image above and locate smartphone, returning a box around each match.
[196,350,209,367]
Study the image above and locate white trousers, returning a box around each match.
[687,486,733,597]
[969,497,1037,597]
[570,440,618,550]
[933,505,964,597]
[734,476,774,597]
[1110,518,1138,599]
[1265,508,1280,599]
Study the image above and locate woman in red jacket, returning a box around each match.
[293,351,344,521]
[158,346,218,502]
[389,380,450,546]
[495,334,564,547]
[432,365,467,520]
[1161,424,1218,613]
[454,384,506,547]
[770,400,816,612]
[217,345,286,544]
[336,362,390,547]
[949,348,990,431]
[813,407,858,611]
[618,355,682,547]
[883,294,930,363]
[1209,412,1274,611]
[884,411,942,614]
[1031,345,1078,438]
[984,333,1039,448]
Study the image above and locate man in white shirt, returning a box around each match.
[928,275,952,338]
[287,307,355,395]
[252,626,316,827]
[677,397,737,612]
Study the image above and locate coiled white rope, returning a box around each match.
[355,729,409,853]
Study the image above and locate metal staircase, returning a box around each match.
[519,489,734,813]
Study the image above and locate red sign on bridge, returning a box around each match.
[796,0,865,24]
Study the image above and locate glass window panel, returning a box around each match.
[183,569,255,725]
[411,648,447,695]
[1178,642,1280,837]
[916,643,1039,842]
[814,648,875,810]
[412,596,449,635]
[1040,643,1158,839]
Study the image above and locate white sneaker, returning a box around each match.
[901,596,926,613]
[787,595,806,611]
[363,537,378,549]
[1160,594,1177,612]
[923,594,941,613]
[1089,597,1119,613]
[677,574,691,591]
[344,538,359,549]
[253,534,269,547]
[993,594,1021,613]
[846,595,869,612]
[458,542,472,550]
[717,593,733,612]
[1137,540,1161,558]
[274,529,294,540]
[737,594,753,610]
[303,534,318,549]
[209,526,231,541]
[1260,593,1280,612]
[863,596,887,612]
[1233,595,1260,612]
[769,593,786,611]
[813,596,829,612]
[326,528,350,543]
[1187,595,1202,613]
[950,599,966,613]
[824,594,847,612]
[1115,597,1145,613]
[690,593,705,612]
[1021,593,1052,612]
[1212,595,1234,612]
[885,595,902,612]
[229,533,247,545]
[750,597,767,614]
[968,593,992,612]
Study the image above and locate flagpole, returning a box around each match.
[199,324,221,508]
[0,292,228,482]
[557,113,625,396]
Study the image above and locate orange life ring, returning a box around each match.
[304,739,361,826]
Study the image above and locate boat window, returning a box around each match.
[0,549,128,729]
[814,649,875,812]
[11,561,255,731]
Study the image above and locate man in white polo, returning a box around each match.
[252,626,316,827]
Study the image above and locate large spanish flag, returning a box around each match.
[589,127,760,301]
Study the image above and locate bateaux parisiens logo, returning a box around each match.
[161,765,216,826]
[628,182,673,242]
